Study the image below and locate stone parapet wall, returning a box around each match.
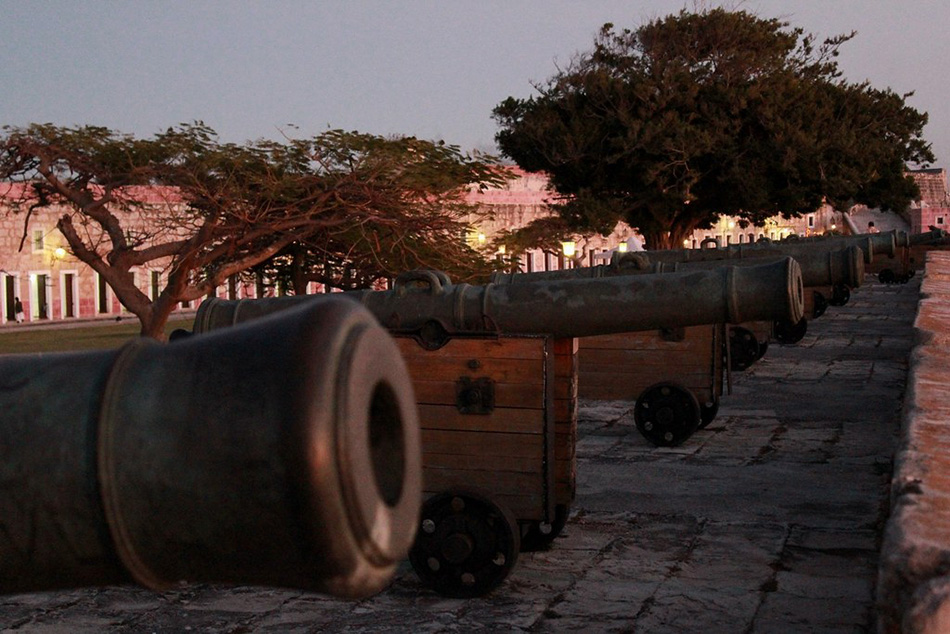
[878,250,950,633]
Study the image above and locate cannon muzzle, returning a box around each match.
[0,298,421,598]
[195,258,804,343]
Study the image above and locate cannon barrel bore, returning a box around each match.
[194,258,804,340]
[0,297,421,598]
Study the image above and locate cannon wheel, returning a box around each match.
[811,291,828,319]
[729,326,761,371]
[773,317,808,345]
[878,269,896,284]
[520,504,569,552]
[634,382,701,447]
[829,283,851,307]
[699,397,719,429]
[409,490,520,598]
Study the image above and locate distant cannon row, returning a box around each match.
[0,227,943,601]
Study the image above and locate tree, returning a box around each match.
[247,133,506,293]
[493,8,934,249]
[0,123,505,339]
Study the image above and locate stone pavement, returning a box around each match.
[0,277,920,633]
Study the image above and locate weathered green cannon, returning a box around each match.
[497,243,863,290]
[871,228,947,283]
[495,243,864,316]
[905,228,950,281]
[908,227,949,246]
[0,298,421,599]
[492,247,862,419]
[190,259,803,598]
[640,234,884,266]
[776,228,950,283]
[631,238,873,354]
[196,259,804,341]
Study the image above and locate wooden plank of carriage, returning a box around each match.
[576,326,719,407]
[396,335,556,523]
[868,245,911,276]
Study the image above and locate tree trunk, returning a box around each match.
[642,230,674,250]
[138,312,169,341]
[290,247,309,294]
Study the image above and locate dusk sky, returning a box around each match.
[3,1,949,167]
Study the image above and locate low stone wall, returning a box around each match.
[878,250,950,633]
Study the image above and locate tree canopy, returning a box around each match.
[0,123,505,338]
[493,8,934,249]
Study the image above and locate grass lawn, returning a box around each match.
[0,315,197,354]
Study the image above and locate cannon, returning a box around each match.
[191,260,803,597]
[639,238,872,353]
[639,234,885,266]
[862,228,948,284]
[0,297,421,599]
[671,247,863,357]
[775,229,950,284]
[907,228,950,280]
[491,247,862,429]
[196,259,804,341]
[497,242,864,291]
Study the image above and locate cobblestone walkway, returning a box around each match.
[0,278,920,633]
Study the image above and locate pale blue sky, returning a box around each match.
[3,1,949,166]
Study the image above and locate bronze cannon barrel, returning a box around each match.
[194,258,804,340]
[0,297,421,598]
[491,245,864,290]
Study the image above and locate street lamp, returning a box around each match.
[561,241,576,257]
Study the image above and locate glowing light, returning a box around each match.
[618,242,628,253]
[477,232,486,243]
[561,241,576,257]
[53,247,67,259]
[497,245,506,254]
[728,221,735,229]
[683,239,690,247]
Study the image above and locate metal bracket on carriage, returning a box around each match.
[455,376,495,414]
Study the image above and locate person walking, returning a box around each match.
[14,297,24,324]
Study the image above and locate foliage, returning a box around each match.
[493,8,934,249]
[0,123,505,338]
